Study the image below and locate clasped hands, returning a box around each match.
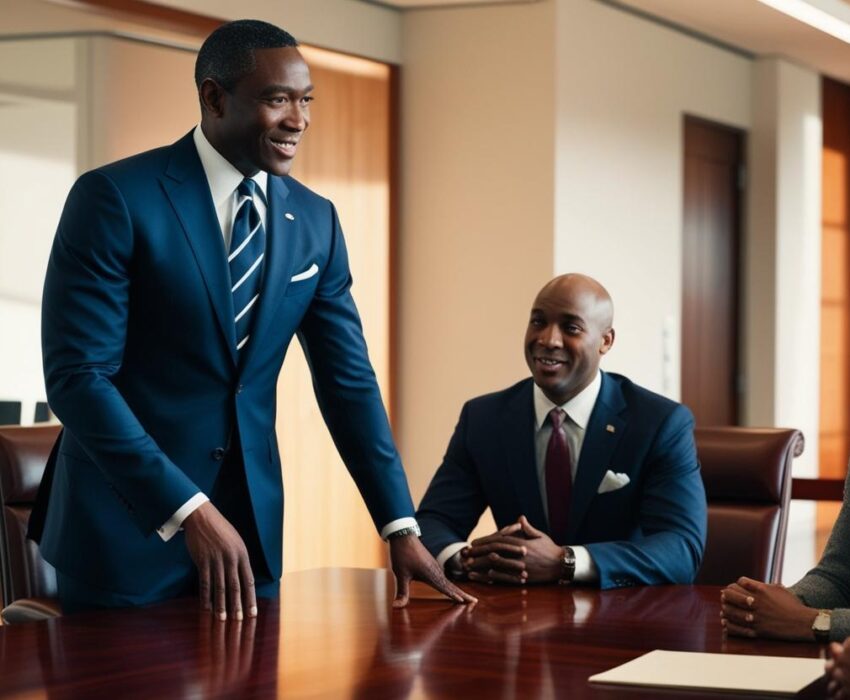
[719,576,817,641]
[457,515,564,585]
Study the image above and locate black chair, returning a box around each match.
[0,424,62,623]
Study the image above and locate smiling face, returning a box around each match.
[200,46,313,177]
[524,274,615,405]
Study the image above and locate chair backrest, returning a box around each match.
[694,427,802,586]
[0,424,61,607]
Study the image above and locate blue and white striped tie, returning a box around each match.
[229,178,266,352]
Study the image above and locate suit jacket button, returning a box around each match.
[211,447,225,461]
[236,384,244,394]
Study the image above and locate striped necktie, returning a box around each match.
[229,178,266,352]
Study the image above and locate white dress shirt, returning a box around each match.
[439,371,603,582]
[158,126,415,541]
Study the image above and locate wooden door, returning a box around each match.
[681,116,744,426]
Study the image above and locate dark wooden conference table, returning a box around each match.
[0,567,829,699]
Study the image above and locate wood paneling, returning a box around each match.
[277,47,392,572]
[818,78,850,552]
[681,116,743,427]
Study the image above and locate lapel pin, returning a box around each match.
[606,424,616,433]
[285,212,295,221]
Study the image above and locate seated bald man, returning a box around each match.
[416,274,707,589]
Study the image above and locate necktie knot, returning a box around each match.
[238,178,257,199]
[549,407,565,431]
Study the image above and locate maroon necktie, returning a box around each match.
[545,408,572,544]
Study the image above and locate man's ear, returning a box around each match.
[599,327,615,356]
[199,78,226,118]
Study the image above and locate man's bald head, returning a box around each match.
[524,273,615,405]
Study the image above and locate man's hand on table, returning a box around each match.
[389,534,478,608]
[719,576,817,640]
[183,501,257,621]
[826,638,850,699]
[462,515,563,585]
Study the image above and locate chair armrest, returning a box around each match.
[1,596,62,624]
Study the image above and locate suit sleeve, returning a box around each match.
[585,405,707,588]
[41,171,201,536]
[416,403,490,557]
[296,201,415,532]
[790,470,850,640]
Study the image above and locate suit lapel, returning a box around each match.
[567,372,627,541]
[238,176,297,368]
[500,380,548,531]
[160,133,237,366]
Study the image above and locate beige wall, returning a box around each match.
[398,3,556,520]
[746,58,822,584]
[0,38,78,422]
[554,0,752,398]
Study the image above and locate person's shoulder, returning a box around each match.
[464,378,532,414]
[95,142,176,181]
[604,372,691,422]
[278,175,331,207]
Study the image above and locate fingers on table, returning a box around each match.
[239,555,258,618]
[199,561,212,611]
[721,588,755,611]
[206,547,256,621]
[392,574,412,609]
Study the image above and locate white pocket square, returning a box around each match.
[290,263,318,282]
[597,470,630,494]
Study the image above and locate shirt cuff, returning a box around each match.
[156,493,209,542]
[380,517,418,540]
[437,542,469,571]
[571,545,599,583]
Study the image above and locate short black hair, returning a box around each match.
[195,19,299,91]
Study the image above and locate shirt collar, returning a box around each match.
[193,125,268,206]
[533,370,602,431]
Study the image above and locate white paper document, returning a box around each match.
[589,650,824,696]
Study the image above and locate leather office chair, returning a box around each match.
[0,424,62,623]
[695,427,803,586]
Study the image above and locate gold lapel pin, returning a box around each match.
[285,212,295,221]
[606,424,616,433]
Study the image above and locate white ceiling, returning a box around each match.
[611,0,850,83]
[364,0,850,83]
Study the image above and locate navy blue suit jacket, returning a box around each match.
[417,374,707,589]
[31,132,414,599]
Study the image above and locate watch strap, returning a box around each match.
[558,546,576,585]
[385,523,421,540]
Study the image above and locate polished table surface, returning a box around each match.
[0,567,829,699]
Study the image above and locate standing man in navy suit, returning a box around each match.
[417,274,706,589]
[32,20,474,616]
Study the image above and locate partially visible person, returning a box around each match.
[827,639,850,699]
[721,471,850,643]
[416,273,707,589]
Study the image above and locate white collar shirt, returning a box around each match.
[193,125,268,251]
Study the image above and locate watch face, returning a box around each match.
[814,612,831,632]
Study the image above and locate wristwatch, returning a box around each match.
[812,610,831,643]
[557,546,576,585]
[386,523,421,540]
